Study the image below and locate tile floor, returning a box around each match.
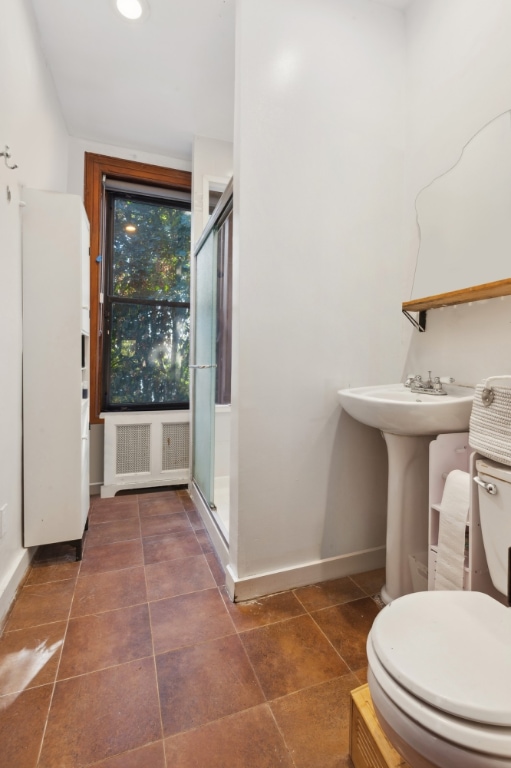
[0,489,385,768]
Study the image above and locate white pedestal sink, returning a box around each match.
[338,383,474,603]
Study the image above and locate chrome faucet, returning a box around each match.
[404,372,454,396]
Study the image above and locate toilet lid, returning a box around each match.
[370,591,511,726]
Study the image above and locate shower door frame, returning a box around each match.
[190,179,233,560]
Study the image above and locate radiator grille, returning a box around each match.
[162,422,189,470]
[116,424,151,474]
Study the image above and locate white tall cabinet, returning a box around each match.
[22,189,90,554]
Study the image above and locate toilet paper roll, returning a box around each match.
[434,469,470,591]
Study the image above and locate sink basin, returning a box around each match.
[337,383,474,436]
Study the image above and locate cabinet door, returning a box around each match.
[23,189,90,546]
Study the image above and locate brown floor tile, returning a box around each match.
[205,551,226,586]
[241,614,349,700]
[88,499,139,524]
[4,579,75,632]
[164,704,295,767]
[80,539,144,575]
[58,604,152,679]
[139,489,181,499]
[223,589,306,632]
[85,517,141,548]
[311,597,380,670]
[140,512,191,538]
[354,666,368,685]
[156,634,265,736]
[195,528,214,553]
[0,622,66,695]
[0,684,53,768]
[270,674,359,768]
[139,497,185,517]
[92,741,166,768]
[150,588,235,654]
[293,577,365,612]
[177,493,197,513]
[142,531,202,565]
[185,507,204,531]
[349,568,385,597]
[38,657,161,768]
[145,555,215,602]
[71,566,147,617]
[25,559,81,586]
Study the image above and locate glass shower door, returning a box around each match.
[192,229,217,508]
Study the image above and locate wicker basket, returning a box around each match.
[469,375,511,466]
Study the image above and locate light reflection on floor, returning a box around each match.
[0,640,63,707]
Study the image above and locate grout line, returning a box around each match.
[50,652,155,685]
[34,555,79,767]
[85,739,165,767]
[143,544,170,768]
[265,701,301,768]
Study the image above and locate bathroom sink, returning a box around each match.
[337,383,474,436]
[338,381,475,603]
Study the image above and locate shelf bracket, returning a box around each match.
[402,309,427,332]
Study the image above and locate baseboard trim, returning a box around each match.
[188,481,385,602]
[89,481,102,496]
[227,546,386,602]
[0,547,36,628]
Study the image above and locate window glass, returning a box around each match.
[103,192,191,410]
[108,303,189,406]
[112,197,190,302]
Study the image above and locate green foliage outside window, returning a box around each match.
[105,195,191,408]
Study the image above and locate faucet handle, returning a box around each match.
[439,376,455,384]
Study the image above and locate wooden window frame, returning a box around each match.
[84,152,192,424]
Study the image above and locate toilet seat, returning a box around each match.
[368,635,511,761]
[370,590,511,726]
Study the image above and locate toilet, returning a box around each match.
[367,457,511,768]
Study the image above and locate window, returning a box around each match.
[102,191,191,410]
[84,153,192,422]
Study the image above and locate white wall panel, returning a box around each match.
[231,0,406,582]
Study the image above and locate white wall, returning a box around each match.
[403,0,511,384]
[229,0,406,592]
[0,0,69,622]
[191,135,233,245]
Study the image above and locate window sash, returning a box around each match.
[103,297,190,411]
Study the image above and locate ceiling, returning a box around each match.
[29,0,236,160]
[29,0,411,162]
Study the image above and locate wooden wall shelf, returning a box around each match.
[402,277,511,313]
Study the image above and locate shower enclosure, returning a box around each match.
[191,179,233,544]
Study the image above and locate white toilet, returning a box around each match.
[367,457,511,768]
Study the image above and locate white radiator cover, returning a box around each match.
[101,411,190,497]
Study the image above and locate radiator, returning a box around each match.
[101,410,190,498]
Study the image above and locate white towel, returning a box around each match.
[434,469,470,591]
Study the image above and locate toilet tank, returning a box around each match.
[476,458,511,596]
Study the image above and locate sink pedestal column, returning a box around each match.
[380,432,432,605]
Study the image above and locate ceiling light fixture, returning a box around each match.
[115,0,149,21]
